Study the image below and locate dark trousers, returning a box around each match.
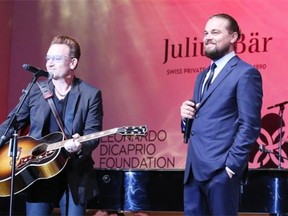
[184,169,241,216]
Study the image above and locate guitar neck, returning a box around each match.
[47,128,119,151]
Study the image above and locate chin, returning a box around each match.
[204,50,216,59]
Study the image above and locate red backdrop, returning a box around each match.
[1,0,288,170]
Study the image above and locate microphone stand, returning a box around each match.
[259,144,288,162]
[267,101,287,169]
[0,74,41,216]
[278,105,285,169]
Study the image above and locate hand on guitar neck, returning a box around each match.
[64,133,81,153]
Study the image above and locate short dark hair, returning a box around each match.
[51,35,81,60]
[210,13,241,41]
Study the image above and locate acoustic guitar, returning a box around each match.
[0,125,147,197]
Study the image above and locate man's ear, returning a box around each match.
[70,58,78,70]
[231,32,239,44]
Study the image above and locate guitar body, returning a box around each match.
[0,125,147,197]
[0,132,68,197]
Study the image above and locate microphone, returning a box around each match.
[259,144,270,153]
[22,64,53,79]
[267,101,288,109]
[183,118,193,143]
[183,100,196,143]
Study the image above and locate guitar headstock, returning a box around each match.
[117,125,147,136]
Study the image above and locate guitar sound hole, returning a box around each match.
[32,144,48,156]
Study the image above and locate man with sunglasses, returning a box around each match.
[0,35,103,215]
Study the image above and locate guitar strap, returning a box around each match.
[36,81,68,140]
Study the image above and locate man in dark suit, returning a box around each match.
[0,35,103,215]
[180,14,263,215]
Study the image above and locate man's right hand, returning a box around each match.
[180,100,198,119]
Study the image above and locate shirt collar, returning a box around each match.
[212,51,236,71]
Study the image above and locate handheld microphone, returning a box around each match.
[22,64,53,79]
[183,100,196,143]
[183,118,193,143]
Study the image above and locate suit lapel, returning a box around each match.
[64,79,80,136]
[197,69,209,102]
[200,56,240,104]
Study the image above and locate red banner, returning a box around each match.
[3,0,288,170]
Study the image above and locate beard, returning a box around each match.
[204,44,230,61]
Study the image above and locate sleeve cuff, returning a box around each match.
[225,166,235,175]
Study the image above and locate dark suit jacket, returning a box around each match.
[184,55,262,183]
[0,77,103,204]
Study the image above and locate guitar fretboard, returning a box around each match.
[46,126,146,151]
